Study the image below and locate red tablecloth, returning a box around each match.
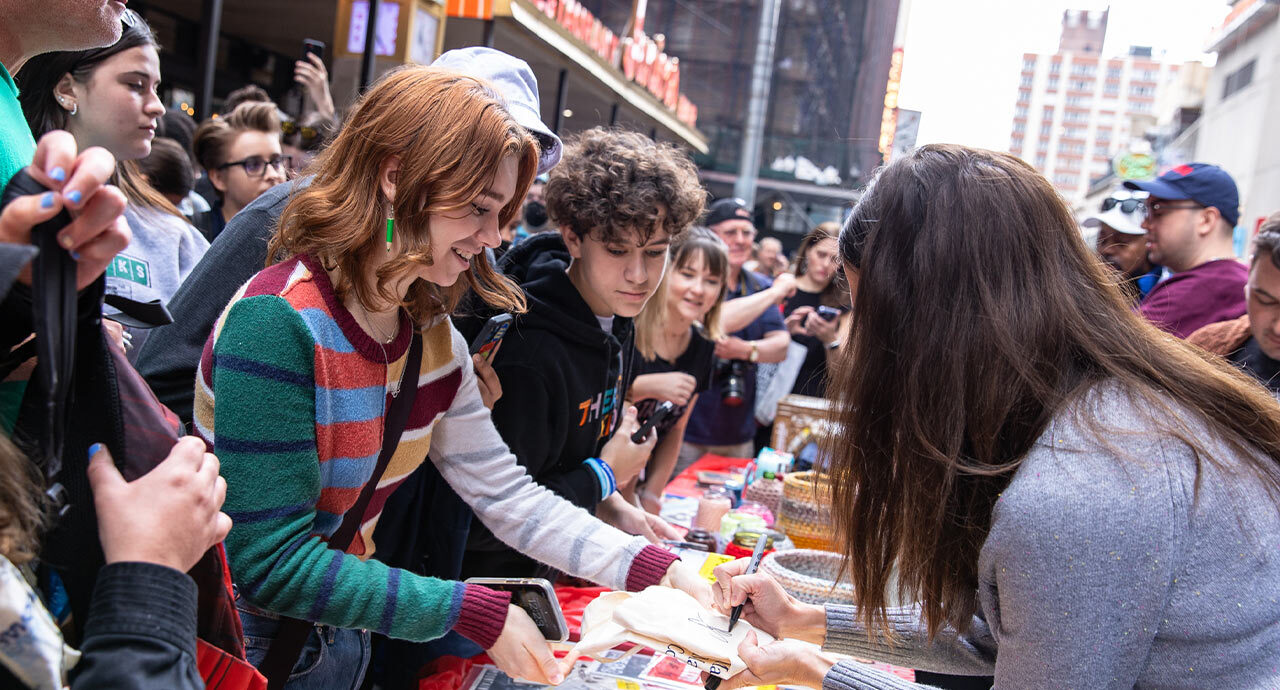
[662,454,752,498]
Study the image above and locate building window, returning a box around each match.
[1047,76,1059,91]
[1070,79,1092,91]
[1023,57,1037,71]
[1130,101,1151,113]
[1040,123,1053,136]
[1013,122,1026,133]
[1107,67,1122,80]
[1130,84,1154,97]
[1054,173,1077,186]
[1222,59,1256,100]
[1065,95,1091,107]
[1035,155,1048,169]
[1021,75,1034,88]
[1050,61,1062,74]
[1071,63,1096,76]
[1142,69,1157,81]
[1103,83,1119,98]
[1018,90,1031,103]
[1015,105,1029,118]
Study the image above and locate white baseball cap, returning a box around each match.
[1083,204,1145,235]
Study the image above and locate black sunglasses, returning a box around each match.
[1100,197,1144,214]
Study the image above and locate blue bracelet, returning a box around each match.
[583,457,616,501]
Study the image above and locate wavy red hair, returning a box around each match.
[268,66,537,322]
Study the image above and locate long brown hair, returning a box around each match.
[791,221,848,308]
[268,67,537,323]
[829,143,1280,640]
[634,227,729,360]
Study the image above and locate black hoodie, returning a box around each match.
[457,233,635,578]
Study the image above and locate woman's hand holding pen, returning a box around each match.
[711,558,825,644]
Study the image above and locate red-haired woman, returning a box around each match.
[195,67,705,689]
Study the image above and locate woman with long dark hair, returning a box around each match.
[17,10,210,317]
[709,144,1280,688]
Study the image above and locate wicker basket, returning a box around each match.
[760,549,854,605]
[776,471,835,551]
[743,476,783,516]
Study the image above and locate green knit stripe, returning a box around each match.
[213,295,462,641]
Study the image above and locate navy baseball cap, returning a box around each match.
[1123,163,1239,227]
[705,197,753,227]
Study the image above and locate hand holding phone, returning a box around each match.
[465,577,568,642]
[632,400,676,443]
[469,313,513,362]
[816,305,840,322]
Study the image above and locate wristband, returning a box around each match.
[583,457,616,501]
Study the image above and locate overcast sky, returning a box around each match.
[896,0,1233,151]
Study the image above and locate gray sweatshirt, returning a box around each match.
[819,383,1280,689]
[106,204,209,308]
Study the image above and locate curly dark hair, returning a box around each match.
[545,127,705,245]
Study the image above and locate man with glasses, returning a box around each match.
[1084,193,1162,304]
[1123,163,1245,338]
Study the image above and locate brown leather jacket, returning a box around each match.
[1186,314,1251,356]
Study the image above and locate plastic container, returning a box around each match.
[693,485,733,532]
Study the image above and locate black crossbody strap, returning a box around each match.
[258,332,422,689]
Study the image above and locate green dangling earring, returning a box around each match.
[385,211,394,253]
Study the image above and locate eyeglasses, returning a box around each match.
[1100,197,1144,214]
[1144,200,1203,219]
[281,120,319,141]
[218,155,291,177]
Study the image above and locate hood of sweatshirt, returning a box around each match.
[498,232,633,350]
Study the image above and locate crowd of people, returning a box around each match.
[0,2,1277,689]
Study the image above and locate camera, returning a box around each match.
[816,305,840,322]
[717,358,749,407]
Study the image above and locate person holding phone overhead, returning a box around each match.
[781,223,848,398]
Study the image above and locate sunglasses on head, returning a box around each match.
[1100,197,1144,214]
[281,120,319,141]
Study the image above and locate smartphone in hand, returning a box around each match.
[469,313,513,362]
[464,577,568,642]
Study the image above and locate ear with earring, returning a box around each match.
[58,98,78,116]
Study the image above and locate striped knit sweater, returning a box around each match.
[194,254,677,648]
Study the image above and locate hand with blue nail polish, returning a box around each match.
[2,131,130,291]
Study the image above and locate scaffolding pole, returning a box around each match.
[733,0,782,207]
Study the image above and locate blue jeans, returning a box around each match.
[237,603,371,690]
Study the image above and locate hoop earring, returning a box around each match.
[69,103,77,116]
[385,211,394,253]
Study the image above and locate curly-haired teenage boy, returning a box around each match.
[459,128,706,579]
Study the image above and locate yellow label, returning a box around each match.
[698,553,736,582]
[615,681,641,690]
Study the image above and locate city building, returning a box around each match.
[1008,9,1180,204]
[1195,0,1280,234]
[127,0,706,153]
[578,0,902,245]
